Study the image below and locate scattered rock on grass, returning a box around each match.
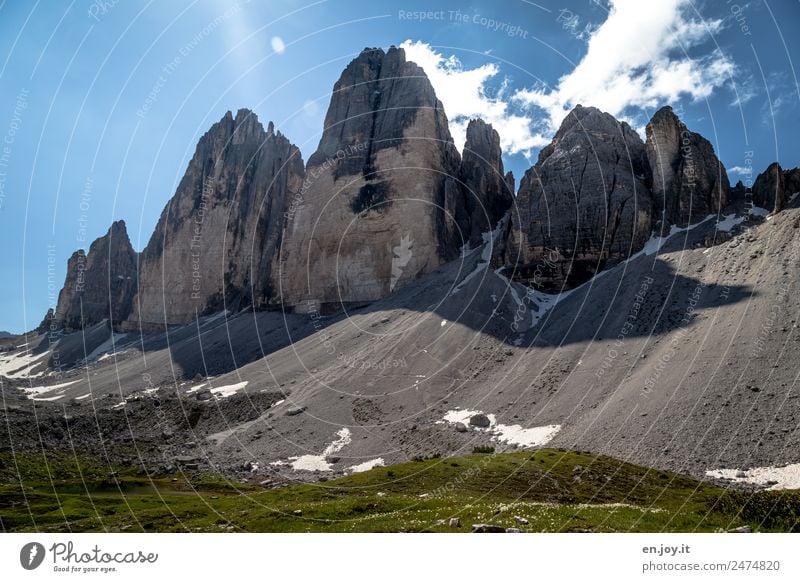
[472,524,505,533]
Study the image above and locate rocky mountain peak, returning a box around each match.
[307,45,445,173]
[122,110,304,330]
[752,162,800,213]
[276,46,470,309]
[645,105,729,228]
[53,218,138,331]
[460,118,514,246]
[649,104,678,124]
[464,118,500,154]
[506,104,652,290]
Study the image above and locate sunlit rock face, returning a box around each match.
[275,46,470,310]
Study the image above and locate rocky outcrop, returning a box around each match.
[506,105,652,291]
[645,106,729,229]
[275,47,467,309]
[53,220,138,331]
[459,119,514,246]
[729,180,748,204]
[46,49,758,328]
[123,110,304,330]
[49,49,520,328]
[35,309,55,334]
[752,162,800,213]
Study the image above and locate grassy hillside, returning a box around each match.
[1,449,798,532]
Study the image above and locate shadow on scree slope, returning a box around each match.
[41,229,753,380]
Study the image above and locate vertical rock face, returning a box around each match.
[787,168,800,198]
[459,118,514,246]
[752,162,800,213]
[124,110,304,330]
[752,163,784,213]
[645,106,730,228]
[54,220,138,331]
[276,47,466,309]
[506,105,652,291]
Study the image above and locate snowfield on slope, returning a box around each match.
[706,464,800,491]
[440,409,562,448]
[272,428,352,472]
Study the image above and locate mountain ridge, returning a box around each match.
[48,48,792,332]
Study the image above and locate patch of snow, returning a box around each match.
[199,310,229,327]
[21,380,81,400]
[271,399,285,407]
[440,409,561,448]
[493,424,561,447]
[635,217,715,260]
[210,381,248,398]
[493,268,524,309]
[0,349,50,379]
[288,454,337,473]
[185,383,207,394]
[75,393,92,401]
[459,240,475,258]
[493,265,570,331]
[441,409,497,427]
[440,320,447,327]
[110,386,163,407]
[748,205,770,218]
[790,192,799,204]
[249,462,260,473]
[273,428,352,472]
[451,214,507,295]
[347,458,385,473]
[450,262,485,295]
[716,214,746,233]
[4,361,47,379]
[34,395,68,402]
[706,464,800,491]
[518,214,715,324]
[85,333,129,362]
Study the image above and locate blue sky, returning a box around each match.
[0,0,798,333]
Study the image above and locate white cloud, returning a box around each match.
[401,1,735,161]
[727,166,754,176]
[400,40,547,158]
[514,0,735,138]
[271,36,286,55]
